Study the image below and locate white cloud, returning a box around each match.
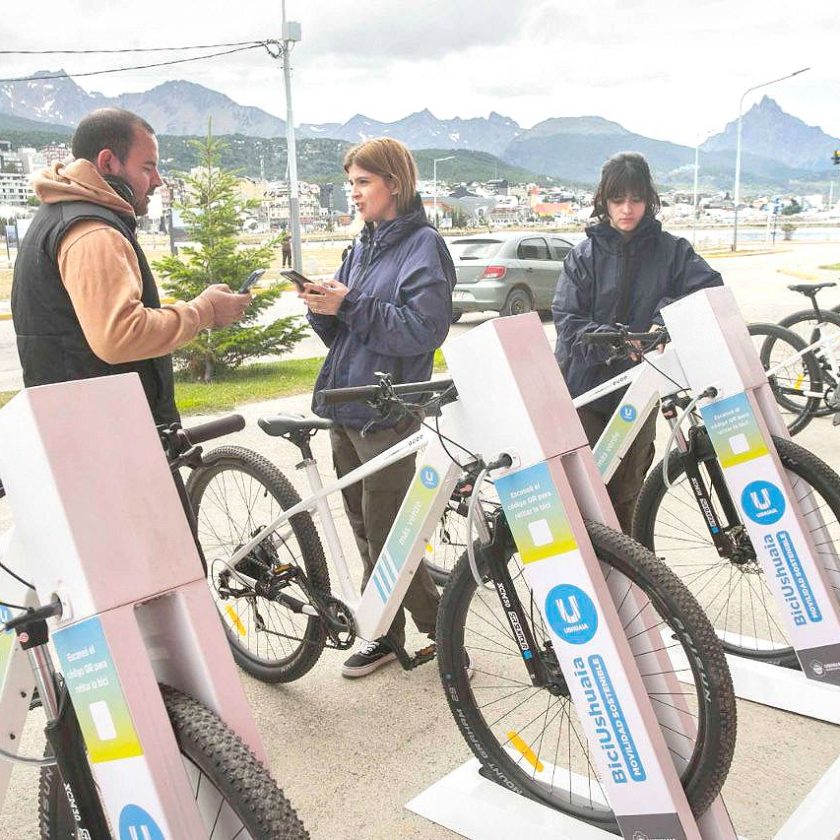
[1,0,838,145]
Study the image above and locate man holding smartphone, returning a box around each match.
[12,108,251,424]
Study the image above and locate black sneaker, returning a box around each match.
[341,638,397,678]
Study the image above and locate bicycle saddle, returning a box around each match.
[258,413,334,436]
[787,282,836,297]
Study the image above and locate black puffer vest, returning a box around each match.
[11,201,179,425]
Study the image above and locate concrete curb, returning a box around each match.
[776,268,823,281]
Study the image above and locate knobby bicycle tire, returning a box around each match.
[186,446,330,683]
[633,432,840,666]
[777,307,840,417]
[748,322,822,435]
[436,519,736,828]
[40,684,309,839]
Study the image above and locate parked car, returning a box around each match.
[449,231,574,321]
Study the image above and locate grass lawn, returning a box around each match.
[820,263,840,271]
[174,357,323,414]
[0,350,448,416]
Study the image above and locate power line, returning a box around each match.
[0,44,267,84]
[0,40,262,56]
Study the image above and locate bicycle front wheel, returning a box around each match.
[748,322,822,435]
[633,433,840,666]
[186,446,330,683]
[40,684,309,839]
[436,519,736,827]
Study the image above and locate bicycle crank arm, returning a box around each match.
[271,591,319,617]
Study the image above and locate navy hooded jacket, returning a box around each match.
[552,216,722,414]
[309,196,456,429]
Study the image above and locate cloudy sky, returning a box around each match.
[2,0,838,146]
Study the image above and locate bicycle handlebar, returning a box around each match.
[160,414,246,464]
[582,328,669,347]
[318,378,455,406]
[181,414,246,446]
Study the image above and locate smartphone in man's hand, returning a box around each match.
[238,269,265,294]
[281,269,322,293]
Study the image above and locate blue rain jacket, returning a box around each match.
[309,197,455,429]
[552,216,722,415]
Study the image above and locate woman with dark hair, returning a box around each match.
[299,137,456,678]
[552,151,722,532]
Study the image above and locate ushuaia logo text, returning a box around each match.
[572,655,646,784]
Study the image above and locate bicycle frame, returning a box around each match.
[571,347,685,483]
[0,374,274,837]
[228,420,464,642]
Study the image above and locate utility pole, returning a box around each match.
[279,1,302,271]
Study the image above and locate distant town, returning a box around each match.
[1,138,838,240]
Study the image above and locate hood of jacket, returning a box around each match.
[585,215,662,254]
[33,160,135,218]
[359,193,457,287]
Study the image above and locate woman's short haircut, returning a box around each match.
[592,152,661,222]
[343,138,418,216]
[72,108,155,164]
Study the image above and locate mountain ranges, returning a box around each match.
[1,72,838,192]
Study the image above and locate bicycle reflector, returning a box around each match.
[479,265,507,280]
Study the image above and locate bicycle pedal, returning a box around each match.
[407,642,437,669]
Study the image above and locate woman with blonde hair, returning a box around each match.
[300,137,456,678]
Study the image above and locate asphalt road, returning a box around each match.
[2,241,840,839]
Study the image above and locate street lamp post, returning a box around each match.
[432,156,455,228]
[693,129,716,246]
[280,1,303,271]
[693,137,701,247]
[732,67,809,252]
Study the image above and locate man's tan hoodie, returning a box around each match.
[33,159,215,364]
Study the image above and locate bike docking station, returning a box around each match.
[662,287,840,720]
[0,374,271,837]
[659,286,840,838]
[407,312,738,840]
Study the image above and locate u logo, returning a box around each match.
[749,489,772,511]
[556,595,581,624]
[545,584,598,643]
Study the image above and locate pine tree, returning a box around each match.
[154,133,306,381]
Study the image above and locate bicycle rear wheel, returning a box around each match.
[748,322,822,435]
[778,308,840,417]
[186,446,330,683]
[436,519,736,827]
[423,496,468,586]
[424,486,499,586]
[40,684,309,838]
[633,432,840,666]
